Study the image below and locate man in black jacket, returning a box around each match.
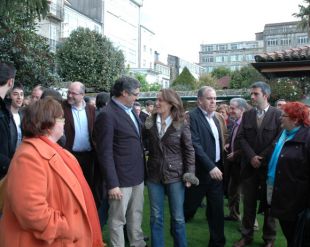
[0,62,16,179]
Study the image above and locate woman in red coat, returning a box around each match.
[0,98,104,247]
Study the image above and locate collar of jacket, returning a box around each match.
[144,113,183,130]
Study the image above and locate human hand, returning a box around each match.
[250,155,263,168]
[108,187,123,200]
[209,167,223,181]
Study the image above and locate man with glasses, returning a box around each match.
[94,76,146,247]
[184,86,227,247]
[0,62,16,179]
[233,82,282,247]
[63,81,96,192]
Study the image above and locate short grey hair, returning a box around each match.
[230,98,249,111]
[197,86,216,98]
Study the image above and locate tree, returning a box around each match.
[211,66,231,79]
[0,0,49,20]
[0,11,59,91]
[269,78,303,104]
[133,73,149,91]
[197,74,219,89]
[171,67,197,91]
[56,27,125,92]
[230,65,265,89]
[293,0,310,36]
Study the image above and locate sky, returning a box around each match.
[141,0,304,63]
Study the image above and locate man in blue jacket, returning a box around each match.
[94,76,146,247]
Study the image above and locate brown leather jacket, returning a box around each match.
[144,114,195,184]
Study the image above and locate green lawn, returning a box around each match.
[102,190,286,246]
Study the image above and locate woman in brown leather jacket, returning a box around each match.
[144,88,198,247]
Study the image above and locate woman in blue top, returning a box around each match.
[267,102,310,247]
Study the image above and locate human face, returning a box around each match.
[156,92,172,116]
[134,105,141,116]
[250,87,268,108]
[146,104,154,114]
[67,83,84,106]
[121,88,140,107]
[49,117,65,142]
[229,101,243,120]
[10,88,24,109]
[31,86,43,102]
[198,89,217,114]
[218,109,228,120]
[276,100,286,109]
[280,113,297,131]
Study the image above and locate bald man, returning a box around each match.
[63,82,96,193]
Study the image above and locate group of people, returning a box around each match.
[0,61,309,247]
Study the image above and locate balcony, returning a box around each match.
[48,2,64,21]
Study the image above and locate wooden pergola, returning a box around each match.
[252,46,310,79]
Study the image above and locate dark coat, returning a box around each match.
[144,114,195,184]
[237,106,282,179]
[62,100,96,152]
[0,97,12,178]
[270,126,310,221]
[189,107,227,184]
[94,100,145,190]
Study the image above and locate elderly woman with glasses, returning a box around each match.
[267,102,310,247]
[0,98,104,247]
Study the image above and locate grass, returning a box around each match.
[102,190,286,246]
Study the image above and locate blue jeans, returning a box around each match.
[147,181,187,247]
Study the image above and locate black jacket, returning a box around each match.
[0,97,13,178]
[270,126,310,221]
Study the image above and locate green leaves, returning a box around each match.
[56,27,125,92]
[171,67,197,90]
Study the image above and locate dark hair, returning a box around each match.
[282,102,310,126]
[41,88,63,103]
[145,100,154,106]
[96,92,110,109]
[251,81,271,96]
[158,88,184,122]
[22,98,64,137]
[12,82,24,91]
[0,62,16,86]
[111,76,140,97]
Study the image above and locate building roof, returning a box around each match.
[252,46,310,78]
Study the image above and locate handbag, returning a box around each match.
[294,208,310,247]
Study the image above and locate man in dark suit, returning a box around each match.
[94,76,146,247]
[184,86,227,247]
[63,81,96,189]
[233,81,282,247]
[0,62,16,179]
[223,98,249,221]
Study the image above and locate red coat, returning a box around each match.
[0,138,96,247]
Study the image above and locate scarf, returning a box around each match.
[39,136,103,247]
[267,126,300,186]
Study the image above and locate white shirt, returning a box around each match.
[156,114,172,138]
[200,108,221,162]
[12,112,22,147]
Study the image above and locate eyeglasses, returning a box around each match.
[67,91,82,96]
[56,117,65,123]
[128,91,139,97]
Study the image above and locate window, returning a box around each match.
[231,44,238,50]
[298,36,308,44]
[246,54,254,61]
[267,39,278,46]
[280,38,291,46]
[230,55,237,62]
[204,56,214,63]
[206,45,213,52]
